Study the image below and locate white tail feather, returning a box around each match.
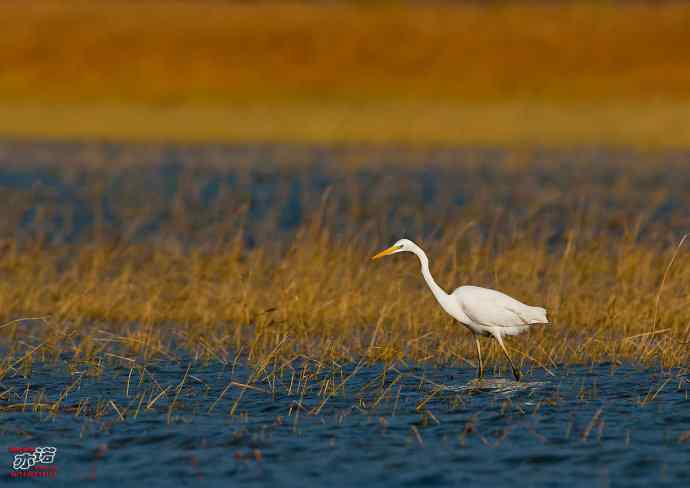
[530,306,548,324]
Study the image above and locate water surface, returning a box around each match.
[1,360,688,487]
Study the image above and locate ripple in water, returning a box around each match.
[0,360,688,486]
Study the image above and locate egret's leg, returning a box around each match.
[474,334,484,379]
[494,334,521,381]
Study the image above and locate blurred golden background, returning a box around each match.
[1,0,689,146]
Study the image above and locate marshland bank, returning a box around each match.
[2,2,690,147]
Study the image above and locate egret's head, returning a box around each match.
[371,239,416,260]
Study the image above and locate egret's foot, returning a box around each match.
[512,368,522,382]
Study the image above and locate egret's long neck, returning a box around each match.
[413,246,449,304]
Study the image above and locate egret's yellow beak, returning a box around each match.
[371,245,398,260]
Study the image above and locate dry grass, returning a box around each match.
[1,1,690,145]
[1,210,689,374]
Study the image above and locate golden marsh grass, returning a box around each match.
[2,229,690,374]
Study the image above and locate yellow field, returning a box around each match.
[3,100,690,147]
[2,225,689,374]
[1,1,690,146]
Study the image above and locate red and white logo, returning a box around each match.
[9,447,57,479]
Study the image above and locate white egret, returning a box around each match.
[372,239,548,381]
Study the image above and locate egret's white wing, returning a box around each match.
[453,286,548,330]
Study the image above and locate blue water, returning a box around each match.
[1,360,688,487]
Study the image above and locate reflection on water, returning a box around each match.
[444,378,549,396]
[0,360,688,486]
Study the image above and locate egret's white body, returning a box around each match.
[372,239,548,381]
